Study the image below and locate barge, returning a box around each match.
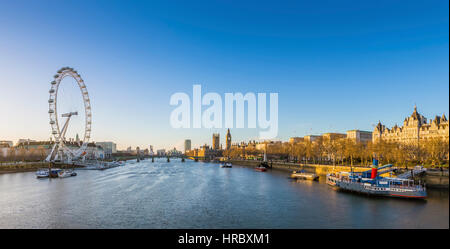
[326,160,426,199]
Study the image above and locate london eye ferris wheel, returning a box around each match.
[46,67,92,162]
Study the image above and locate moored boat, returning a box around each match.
[326,160,427,199]
[291,171,318,181]
[36,169,49,178]
[255,167,267,172]
[58,169,76,178]
[37,168,62,178]
[255,160,270,172]
[49,168,61,178]
[220,162,232,168]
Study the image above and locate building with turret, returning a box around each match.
[373,105,449,144]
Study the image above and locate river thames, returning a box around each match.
[0,159,448,229]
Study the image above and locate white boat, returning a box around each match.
[36,169,49,178]
[58,169,76,178]
[220,162,232,168]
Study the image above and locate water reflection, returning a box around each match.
[0,159,448,228]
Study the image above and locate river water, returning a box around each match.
[0,159,448,228]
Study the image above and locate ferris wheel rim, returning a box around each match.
[48,67,92,158]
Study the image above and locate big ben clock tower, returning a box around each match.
[226,129,231,150]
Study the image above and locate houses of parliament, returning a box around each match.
[373,105,449,144]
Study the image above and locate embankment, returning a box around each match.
[230,160,449,189]
[0,162,82,174]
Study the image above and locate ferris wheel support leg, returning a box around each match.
[45,143,58,162]
[60,114,75,140]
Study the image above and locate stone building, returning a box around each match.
[0,143,10,158]
[212,133,220,150]
[347,130,373,143]
[373,105,449,144]
[95,141,117,158]
[0,141,13,147]
[289,137,304,144]
[304,135,321,143]
[322,133,346,141]
[185,144,222,160]
[255,140,282,151]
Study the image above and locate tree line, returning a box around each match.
[223,137,449,168]
[0,147,48,162]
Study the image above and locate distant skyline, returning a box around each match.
[0,0,448,150]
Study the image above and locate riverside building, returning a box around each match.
[373,105,449,144]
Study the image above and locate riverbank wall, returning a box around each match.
[230,160,449,189]
[0,161,84,174]
[423,171,449,189]
[0,156,145,174]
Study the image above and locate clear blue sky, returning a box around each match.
[0,0,448,150]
